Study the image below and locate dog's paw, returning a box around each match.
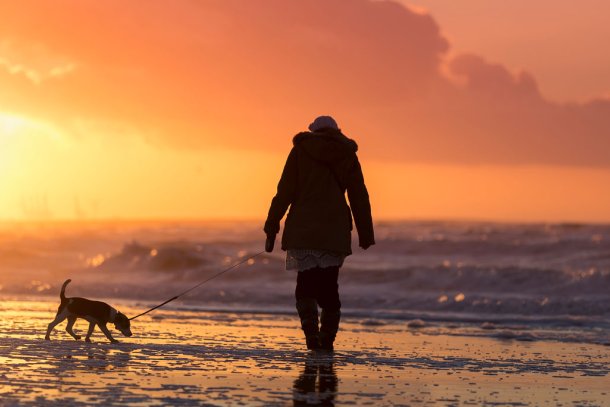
[44,336,50,341]
[74,335,82,340]
[111,339,120,344]
[85,338,92,343]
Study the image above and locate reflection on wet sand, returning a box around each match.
[1,300,609,406]
[293,354,337,406]
[49,345,133,375]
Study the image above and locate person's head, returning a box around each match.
[308,116,339,132]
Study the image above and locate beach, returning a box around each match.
[3,0,610,404]
[0,220,609,405]
[1,299,608,406]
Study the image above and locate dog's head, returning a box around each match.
[114,312,132,337]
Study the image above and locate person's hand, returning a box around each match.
[265,234,276,253]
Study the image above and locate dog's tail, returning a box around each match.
[60,279,71,301]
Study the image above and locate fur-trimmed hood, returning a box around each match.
[292,128,358,164]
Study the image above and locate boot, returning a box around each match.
[296,298,320,350]
[319,308,341,351]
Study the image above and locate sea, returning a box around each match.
[1,220,608,345]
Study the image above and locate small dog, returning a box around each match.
[45,279,132,343]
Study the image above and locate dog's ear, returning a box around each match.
[114,312,129,325]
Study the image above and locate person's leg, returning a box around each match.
[317,266,341,351]
[295,268,321,350]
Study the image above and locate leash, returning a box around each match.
[129,250,265,320]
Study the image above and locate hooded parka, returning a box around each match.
[264,128,374,255]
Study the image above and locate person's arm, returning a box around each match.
[264,147,298,245]
[346,157,375,249]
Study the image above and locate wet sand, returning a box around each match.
[0,299,608,406]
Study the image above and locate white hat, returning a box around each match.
[308,116,339,132]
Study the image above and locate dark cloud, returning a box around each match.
[0,0,609,166]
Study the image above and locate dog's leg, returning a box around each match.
[45,311,68,340]
[65,316,81,340]
[99,323,119,343]
[85,321,96,342]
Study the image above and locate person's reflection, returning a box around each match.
[293,354,338,406]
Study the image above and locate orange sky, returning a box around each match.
[407,0,610,102]
[1,0,609,223]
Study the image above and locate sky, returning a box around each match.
[1,0,609,223]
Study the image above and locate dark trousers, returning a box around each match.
[295,266,341,342]
[295,266,341,310]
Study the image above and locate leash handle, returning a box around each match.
[129,250,265,320]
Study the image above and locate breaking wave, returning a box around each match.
[1,220,608,342]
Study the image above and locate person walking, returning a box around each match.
[264,115,375,351]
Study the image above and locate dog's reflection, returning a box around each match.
[46,343,133,377]
[293,354,338,406]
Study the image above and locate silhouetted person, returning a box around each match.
[265,116,374,351]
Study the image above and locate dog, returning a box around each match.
[45,279,132,343]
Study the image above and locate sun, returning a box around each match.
[0,113,28,137]
[0,112,64,145]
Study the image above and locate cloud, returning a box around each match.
[0,39,76,84]
[0,0,609,166]
[409,54,610,166]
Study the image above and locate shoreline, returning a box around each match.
[3,297,609,347]
[1,299,609,406]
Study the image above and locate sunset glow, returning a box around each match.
[1,0,609,223]
[2,4,609,404]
